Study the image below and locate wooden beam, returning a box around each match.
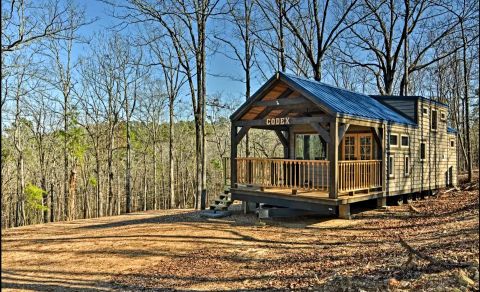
[233,115,329,127]
[337,116,382,128]
[338,124,350,144]
[230,126,238,188]
[371,127,382,148]
[329,118,339,199]
[253,89,294,120]
[310,123,331,144]
[230,74,280,121]
[381,123,387,193]
[250,125,289,131]
[253,97,309,107]
[235,126,251,144]
[275,130,288,148]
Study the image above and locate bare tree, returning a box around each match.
[109,0,222,209]
[340,0,468,95]
[1,0,91,53]
[281,0,361,81]
[215,0,256,157]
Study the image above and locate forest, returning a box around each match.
[1,0,479,228]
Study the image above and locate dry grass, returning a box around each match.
[2,176,478,291]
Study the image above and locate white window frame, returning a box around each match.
[400,135,409,148]
[440,111,446,121]
[431,109,438,131]
[388,154,395,179]
[404,155,410,176]
[389,133,399,147]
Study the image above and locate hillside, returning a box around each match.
[2,178,478,291]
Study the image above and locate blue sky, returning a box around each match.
[76,0,257,106]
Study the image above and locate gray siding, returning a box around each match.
[385,100,456,195]
[381,99,416,121]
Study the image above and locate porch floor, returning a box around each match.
[232,185,385,206]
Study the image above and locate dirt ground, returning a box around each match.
[2,178,479,291]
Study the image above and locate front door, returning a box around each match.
[341,133,373,191]
[342,133,372,161]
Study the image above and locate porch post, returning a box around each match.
[283,130,289,158]
[230,125,238,188]
[329,118,339,199]
[381,123,387,194]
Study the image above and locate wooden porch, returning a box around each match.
[233,157,383,199]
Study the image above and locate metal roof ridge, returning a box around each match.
[279,72,373,99]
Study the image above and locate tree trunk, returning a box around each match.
[64,95,69,221]
[153,131,158,210]
[277,0,286,72]
[401,0,410,96]
[95,145,102,217]
[461,21,472,182]
[68,161,77,220]
[169,95,175,209]
[107,131,114,216]
[125,99,132,213]
[143,152,147,211]
[50,181,55,222]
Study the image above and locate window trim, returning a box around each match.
[388,153,395,179]
[404,155,410,176]
[420,143,426,161]
[450,140,455,148]
[440,112,446,121]
[422,108,428,115]
[389,133,399,147]
[400,135,409,148]
[431,109,438,131]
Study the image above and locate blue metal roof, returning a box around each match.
[447,127,457,134]
[280,73,416,126]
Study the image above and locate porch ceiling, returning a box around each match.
[238,80,328,123]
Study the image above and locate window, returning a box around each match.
[441,112,446,121]
[295,134,327,160]
[423,108,428,115]
[431,110,438,130]
[401,135,409,147]
[450,140,455,147]
[420,143,426,161]
[404,155,410,176]
[388,154,395,178]
[389,134,398,147]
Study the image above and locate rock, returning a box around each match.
[457,269,475,287]
[399,280,410,288]
[388,278,400,287]
[255,221,266,227]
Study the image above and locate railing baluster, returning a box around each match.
[233,158,369,196]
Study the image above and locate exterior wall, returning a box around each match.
[380,99,417,121]
[385,100,457,195]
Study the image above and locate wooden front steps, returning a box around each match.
[209,193,233,211]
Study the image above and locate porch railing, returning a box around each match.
[236,158,329,192]
[338,160,382,193]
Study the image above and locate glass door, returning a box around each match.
[343,133,372,160]
[342,133,373,191]
[359,134,372,160]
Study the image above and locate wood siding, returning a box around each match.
[385,101,456,195]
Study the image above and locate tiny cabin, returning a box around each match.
[229,72,457,219]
